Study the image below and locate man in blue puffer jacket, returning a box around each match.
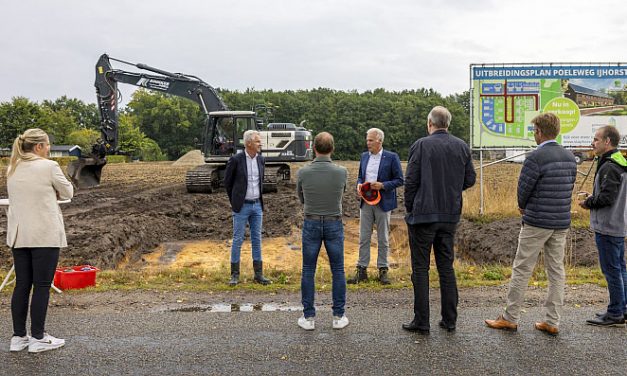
[486,112,577,336]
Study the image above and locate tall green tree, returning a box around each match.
[118,113,165,161]
[0,97,44,146]
[127,89,204,159]
[41,96,100,129]
[67,128,100,151]
[36,107,78,145]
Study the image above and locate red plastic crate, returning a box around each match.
[53,265,100,290]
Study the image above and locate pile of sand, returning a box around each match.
[172,150,205,166]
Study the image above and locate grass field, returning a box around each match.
[0,262,604,294]
[462,161,596,228]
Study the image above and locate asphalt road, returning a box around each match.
[1,289,626,375]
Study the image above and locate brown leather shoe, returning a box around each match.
[485,315,518,331]
[534,321,559,336]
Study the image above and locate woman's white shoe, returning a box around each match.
[10,335,30,352]
[28,333,65,353]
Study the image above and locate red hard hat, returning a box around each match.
[360,182,381,206]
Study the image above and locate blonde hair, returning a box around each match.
[6,128,49,177]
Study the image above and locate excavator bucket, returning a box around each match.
[67,157,106,189]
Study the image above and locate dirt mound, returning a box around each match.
[456,218,599,266]
[172,150,204,166]
[0,162,363,269]
[0,162,598,270]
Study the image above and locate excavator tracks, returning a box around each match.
[185,164,221,193]
[185,163,291,194]
[263,164,291,193]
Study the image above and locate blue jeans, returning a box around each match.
[595,232,627,317]
[301,219,346,318]
[230,202,262,263]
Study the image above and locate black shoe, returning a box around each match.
[378,267,391,285]
[253,260,271,285]
[595,311,627,320]
[586,314,626,328]
[347,266,368,284]
[438,320,456,332]
[229,262,240,286]
[402,320,429,335]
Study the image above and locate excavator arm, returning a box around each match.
[68,54,228,188]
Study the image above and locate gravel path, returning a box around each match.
[1,286,625,375]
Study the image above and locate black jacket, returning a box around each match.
[518,142,577,229]
[584,149,627,209]
[404,130,476,224]
[584,149,627,237]
[223,151,265,213]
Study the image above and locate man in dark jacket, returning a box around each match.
[579,126,627,328]
[486,112,577,335]
[402,106,476,334]
[223,130,271,286]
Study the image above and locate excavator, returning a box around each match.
[67,54,313,193]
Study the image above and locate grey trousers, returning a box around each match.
[357,204,391,268]
[503,224,568,327]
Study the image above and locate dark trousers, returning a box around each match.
[11,247,60,339]
[407,222,458,330]
[595,233,627,317]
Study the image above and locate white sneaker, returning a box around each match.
[28,333,65,353]
[298,316,315,330]
[10,335,30,352]
[333,315,349,329]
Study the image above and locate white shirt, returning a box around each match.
[365,149,383,183]
[245,152,261,200]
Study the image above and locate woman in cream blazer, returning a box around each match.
[6,128,73,353]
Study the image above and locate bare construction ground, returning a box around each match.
[0,160,598,270]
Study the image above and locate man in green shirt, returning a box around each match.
[296,132,349,331]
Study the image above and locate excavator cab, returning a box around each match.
[210,116,241,156]
[204,111,257,160]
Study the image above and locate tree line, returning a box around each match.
[0,89,470,161]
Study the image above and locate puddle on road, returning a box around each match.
[163,303,305,313]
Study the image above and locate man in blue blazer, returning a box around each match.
[224,130,271,286]
[348,128,404,285]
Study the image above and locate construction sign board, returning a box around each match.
[471,64,627,148]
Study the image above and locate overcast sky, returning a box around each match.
[2,0,626,108]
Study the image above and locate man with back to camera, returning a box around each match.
[578,125,627,328]
[223,129,271,286]
[485,112,577,335]
[296,132,349,331]
[348,128,404,285]
[403,106,476,334]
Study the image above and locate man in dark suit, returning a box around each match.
[348,128,404,285]
[224,130,271,286]
[403,106,476,334]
